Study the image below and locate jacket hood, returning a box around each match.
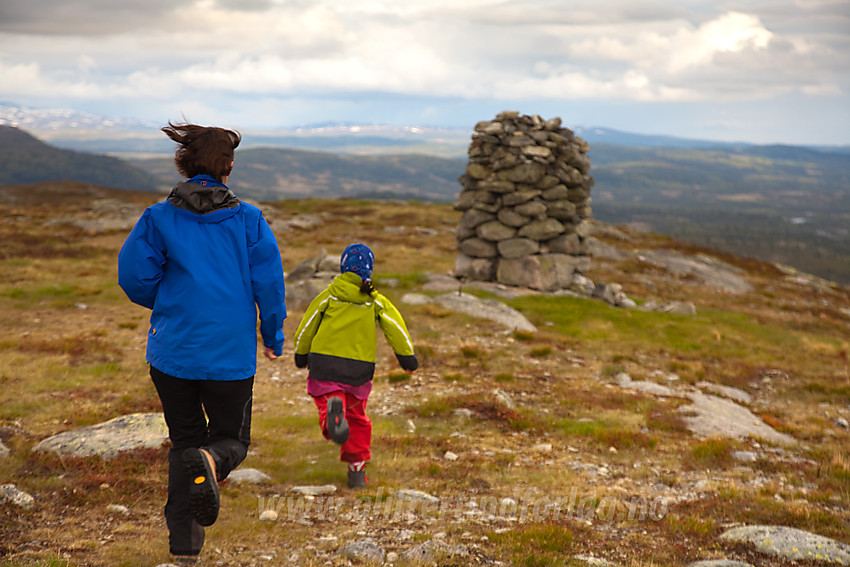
[167,177,240,214]
[328,272,372,304]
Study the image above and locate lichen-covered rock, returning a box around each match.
[226,468,271,484]
[680,394,797,446]
[688,561,753,567]
[477,220,517,241]
[498,238,540,259]
[459,237,498,258]
[547,233,585,255]
[500,163,546,184]
[454,254,496,281]
[498,208,532,227]
[400,540,469,563]
[433,292,536,333]
[719,525,850,563]
[0,484,34,509]
[514,199,549,218]
[518,218,566,241]
[290,485,337,496]
[33,413,168,459]
[338,537,386,563]
[502,190,542,207]
[394,489,440,504]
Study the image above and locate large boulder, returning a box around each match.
[719,525,850,563]
[33,413,168,459]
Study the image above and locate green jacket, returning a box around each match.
[293,272,417,385]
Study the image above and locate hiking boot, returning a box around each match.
[327,396,350,445]
[183,448,220,527]
[348,469,367,489]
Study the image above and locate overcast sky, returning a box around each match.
[1,0,848,145]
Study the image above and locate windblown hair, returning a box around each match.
[162,121,242,182]
[360,278,375,297]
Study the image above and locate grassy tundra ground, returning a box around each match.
[0,182,848,566]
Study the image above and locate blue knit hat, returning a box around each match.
[340,243,374,281]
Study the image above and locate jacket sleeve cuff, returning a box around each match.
[294,353,309,368]
[396,354,418,372]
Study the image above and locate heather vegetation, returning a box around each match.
[0,183,848,566]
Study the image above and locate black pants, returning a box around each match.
[151,366,254,556]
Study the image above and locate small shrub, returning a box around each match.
[494,373,515,382]
[688,437,735,469]
[664,513,717,538]
[646,407,690,434]
[460,344,481,358]
[411,397,456,418]
[490,523,574,567]
[388,372,411,384]
[592,425,658,450]
[529,346,552,358]
[422,462,442,476]
[443,373,464,382]
[600,364,627,378]
[513,330,535,341]
[415,344,434,362]
[556,418,604,437]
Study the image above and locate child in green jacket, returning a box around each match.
[293,243,417,488]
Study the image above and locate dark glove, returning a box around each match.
[294,353,309,368]
[396,354,418,372]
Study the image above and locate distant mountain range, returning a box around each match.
[0,102,157,132]
[2,104,849,284]
[4,102,848,157]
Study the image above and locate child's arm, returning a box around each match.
[292,289,331,368]
[375,293,418,372]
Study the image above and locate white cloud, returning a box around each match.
[569,12,774,72]
[669,12,772,71]
[0,0,847,142]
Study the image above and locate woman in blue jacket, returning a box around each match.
[118,121,286,564]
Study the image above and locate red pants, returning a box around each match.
[312,392,371,463]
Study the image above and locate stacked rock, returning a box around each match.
[453,111,593,291]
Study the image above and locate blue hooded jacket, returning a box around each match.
[118,176,286,380]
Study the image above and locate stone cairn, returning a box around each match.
[453,111,593,291]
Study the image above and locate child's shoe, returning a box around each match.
[327,396,350,444]
[348,461,367,488]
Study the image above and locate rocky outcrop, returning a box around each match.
[32,413,168,459]
[720,525,850,563]
[613,372,798,446]
[0,484,34,509]
[637,250,753,294]
[400,539,469,563]
[454,111,593,291]
[225,468,271,484]
[283,252,340,311]
[401,290,537,333]
[338,537,386,563]
[679,392,797,447]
